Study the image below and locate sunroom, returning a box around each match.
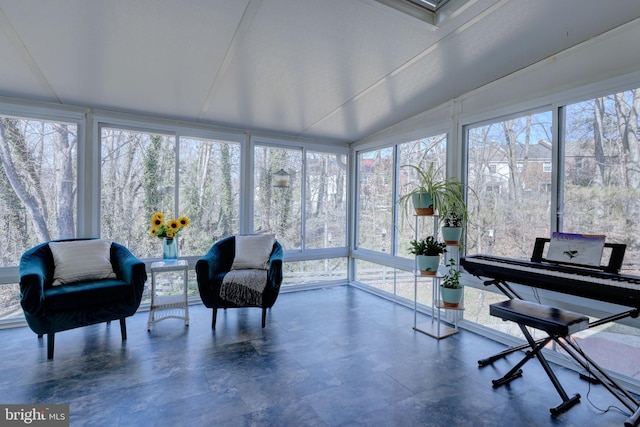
[2,0,640,425]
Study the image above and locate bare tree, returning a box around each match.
[615,90,640,190]
[54,124,75,238]
[0,118,51,242]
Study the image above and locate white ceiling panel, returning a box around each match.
[306,0,640,140]
[1,0,249,117]
[202,0,436,134]
[1,0,640,142]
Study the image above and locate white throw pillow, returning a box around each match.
[49,239,117,286]
[231,234,276,270]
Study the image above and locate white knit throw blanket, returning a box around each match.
[220,269,268,306]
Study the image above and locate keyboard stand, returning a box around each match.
[486,298,640,425]
[478,278,639,368]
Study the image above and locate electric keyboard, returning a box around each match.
[461,254,640,309]
[466,237,640,425]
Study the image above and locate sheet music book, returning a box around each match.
[546,232,606,266]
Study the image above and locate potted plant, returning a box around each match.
[440,258,463,307]
[438,179,476,246]
[409,236,446,275]
[440,203,465,245]
[399,163,447,216]
[399,162,467,218]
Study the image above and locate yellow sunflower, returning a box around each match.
[178,216,190,228]
[151,212,164,227]
[167,219,180,231]
[148,212,189,240]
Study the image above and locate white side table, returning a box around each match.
[147,260,189,331]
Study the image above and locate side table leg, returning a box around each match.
[148,270,156,332]
[147,309,154,332]
[184,269,189,326]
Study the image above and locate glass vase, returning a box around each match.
[163,237,178,261]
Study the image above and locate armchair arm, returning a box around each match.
[267,242,284,289]
[111,243,147,303]
[196,236,234,283]
[19,243,51,315]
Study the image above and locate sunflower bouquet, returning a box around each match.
[149,212,190,239]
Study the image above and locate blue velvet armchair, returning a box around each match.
[19,238,147,359]
[196,235,283,329]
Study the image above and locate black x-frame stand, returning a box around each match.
[479,278,640,426]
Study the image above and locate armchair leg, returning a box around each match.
[262,308,267,328]
[119,318,127,340]
[212,308,217,330]
[47,333,55,360]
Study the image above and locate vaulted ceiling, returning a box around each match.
[1,0,640,143]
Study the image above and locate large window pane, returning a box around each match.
[357,148,393,251]
[179,137,240,255]
[0,116,77,265]
[466,112,553,258]
[563,90,640,274]
[0,116,77,321]
[305,151,347,248]
[254,146,302,250]
[101,127,176,258]
[561,89,640,381]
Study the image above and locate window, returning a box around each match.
[179,136,241,254]
[0,114,78,320]
[101,128,175,258]
[562,89,640,274]
[253,144,349,284]
[465,111,553,258]
[253,145,302,250]
[305,151,348,249]
[357,147,393,252]
[100,126,241,258]
[0,116,78,266]
[353,133,447,299]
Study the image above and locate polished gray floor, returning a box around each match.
[1,285,636,426]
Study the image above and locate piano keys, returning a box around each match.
[461,254,640,309]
